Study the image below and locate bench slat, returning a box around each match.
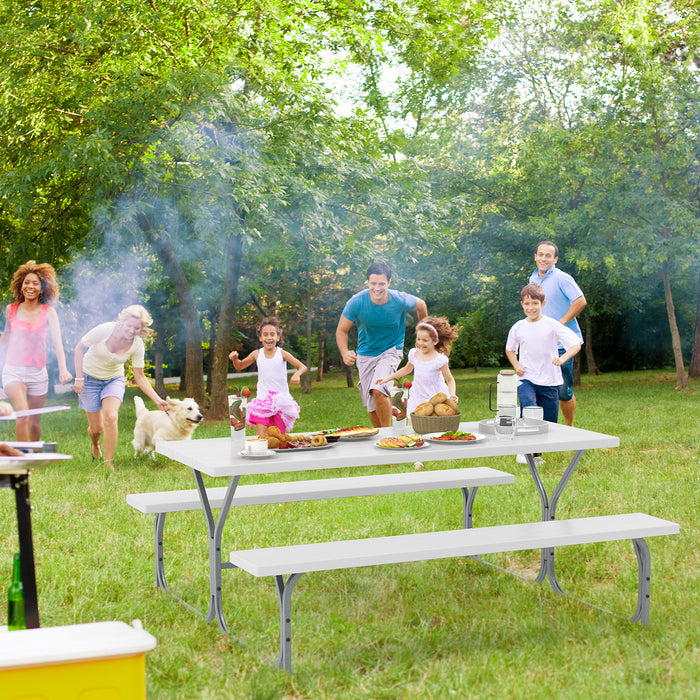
[230,513,679,576]
[126,467,514,513]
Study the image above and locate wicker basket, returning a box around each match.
[410,411,461,435]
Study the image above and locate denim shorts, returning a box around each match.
[557,347,574,401]
[78,374,126,413]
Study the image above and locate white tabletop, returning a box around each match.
[156,421,619,477]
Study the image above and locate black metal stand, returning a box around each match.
[1,471,40,628]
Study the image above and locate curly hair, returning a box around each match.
[416,316,460,356]
[10,260,60,305]
[117,305,154,339]
[256,317,284,346]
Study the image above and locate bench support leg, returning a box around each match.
[193,471,241,633]
[461,486,478,529]
[154,512,168,591]
[274,573,304,675]
[631,538,651,626]
[526,449,585,593]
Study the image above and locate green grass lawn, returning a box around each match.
[1,368,698,699]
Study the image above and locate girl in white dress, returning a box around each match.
[376,316,459,418]
[229,317,307,435]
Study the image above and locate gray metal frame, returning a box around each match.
[154,476,477,634]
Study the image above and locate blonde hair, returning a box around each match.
[10,260,60,305]
[416,316,459,356]
[117,304,154,339]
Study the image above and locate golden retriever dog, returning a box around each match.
[132,396,203,456]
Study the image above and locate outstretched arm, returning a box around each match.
[441,365,457,400]
[506,349,525,377]
[229,349,258,371]
[282,351,307,385]
[336,315,357,366]
[46,307,73,383]
[132,367,169,411]
[375,362,414,386]
[552,344,581,366]
[413,298,428,321]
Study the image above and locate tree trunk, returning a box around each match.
[141,222,207,406]
[689,265,700,379]
[316,337,325,382]
[344,363,354,388]
[208,231,244,420]
[154,328,165,397]
[573,353,581,387]
[583,311,601,375]
[206,316,216,396]
[661,259,686,389]
[302,269,312,394]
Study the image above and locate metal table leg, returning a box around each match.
[525,449,585,592]
[193,471,240,633]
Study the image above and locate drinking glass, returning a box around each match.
[493,415,517,441]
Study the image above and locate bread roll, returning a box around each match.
[434,403,456,416]
[444,398,459,413]
[430,392,448,405]
[414,402,434,416]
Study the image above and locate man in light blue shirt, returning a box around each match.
[528,241,586,426]
[337,262,427,427]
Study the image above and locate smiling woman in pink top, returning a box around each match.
[0,260,73,441]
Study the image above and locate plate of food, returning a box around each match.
[268,433,338,451]
[375,434,427,450]
[424,430,486,443]
[325,426,379,440]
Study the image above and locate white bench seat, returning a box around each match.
[127,467,514,592]
[126,467,513,512]
[229,513,679,673]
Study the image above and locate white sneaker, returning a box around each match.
[516,454,527,464]
[533,456,545,466]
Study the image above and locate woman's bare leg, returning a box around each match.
[85,410,104,459]
[4,382,29,441]
[100,396,122,468]
[27,393,47,442]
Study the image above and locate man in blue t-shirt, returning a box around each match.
[336,262,427,427]
[528,241,586,426]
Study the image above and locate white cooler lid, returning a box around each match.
[0,621,157,670]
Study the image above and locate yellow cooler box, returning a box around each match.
[0,620,157,700]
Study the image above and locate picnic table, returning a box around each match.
[132,421,681,672]
[144,421,620,629]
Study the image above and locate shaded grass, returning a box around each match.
[1,368,699,698]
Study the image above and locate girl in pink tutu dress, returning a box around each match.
[376,316,459,420]
[228,317,307,435]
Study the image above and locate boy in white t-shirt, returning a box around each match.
[505,283,581,426]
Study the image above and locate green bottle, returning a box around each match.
[7,552,26,631]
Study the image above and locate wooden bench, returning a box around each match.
[126,467,514,592]
[229,513,679,674]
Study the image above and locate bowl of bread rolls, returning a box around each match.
[410,393,461,433]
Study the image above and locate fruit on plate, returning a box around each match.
[377,434,425,448]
